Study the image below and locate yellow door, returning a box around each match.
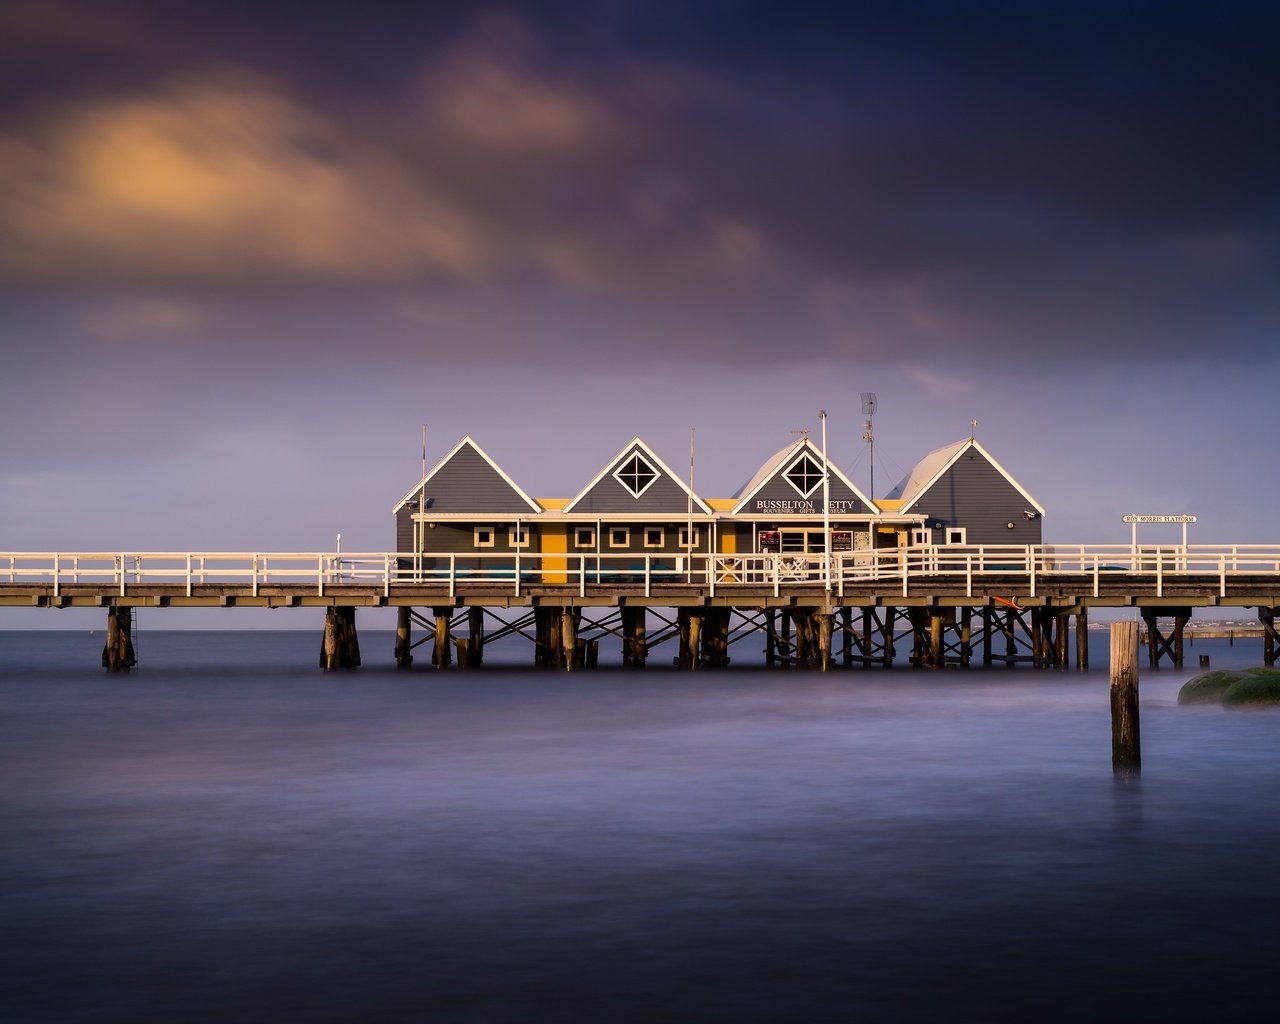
[541,524,567,583]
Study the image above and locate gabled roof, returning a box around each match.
[885,437,1045,516]
[562,436,713,515]
[731,436,875,515]
[392,435,541,514]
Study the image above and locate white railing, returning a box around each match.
[4,545,1280,599]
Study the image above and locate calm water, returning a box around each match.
[2,630,1279,1022]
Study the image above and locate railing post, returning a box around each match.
[579,555,586,598]
[186,553,193,597]
[449,554,456,599]
[514,549,521,597]
[52,553,60,598]
[1156,550,1163,598]
[1220,555,1226,599]
[384,553,391,598]
[318,554,324,596]
[965,553,972,598]
[1028,545,1036,598]
[253,555,260,598]
[119,553,126,597]
[645,554,651,599]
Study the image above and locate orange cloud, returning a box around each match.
[0,68,483,284]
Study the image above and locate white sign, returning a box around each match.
[1122,514,1197,524]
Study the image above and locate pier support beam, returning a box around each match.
[395,607,413,669]
[621,606,648,667]
[320,606,361,671]
[702,608,731,668]
[1076,609,1089,670]
[1141,607,1191,668]
[560,608,579,671]
[676,609,702,670]
[814,612,833,672]
[462,607,484,668]
[101,606,137,672]
[1261,607,1277,668]
[432,607,452,669]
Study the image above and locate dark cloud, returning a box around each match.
[0,1,1276,369]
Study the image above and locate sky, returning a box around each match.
[2,0,1278,587]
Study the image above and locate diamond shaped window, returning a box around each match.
[784,453,825,498]
[614,452,659,498]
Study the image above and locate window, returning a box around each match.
[574,527,596,548]
[945,528,967,545]
[678,526,700,548]
[783,453,824,498]
[609,527,630,548]
[911,528,933,546]
[613,452,659,498]
[474,526,495,548]
[644,526,665,548]
[509,527,530,548]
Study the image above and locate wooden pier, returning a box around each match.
[4,547,1280,671]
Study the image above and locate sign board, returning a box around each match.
[1122,515,1196,524]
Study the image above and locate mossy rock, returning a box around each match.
[1178,670,1248,705]
[1224,673,1280,707]
[1243,667,1280,678]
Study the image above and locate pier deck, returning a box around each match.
[6,547,1279,671]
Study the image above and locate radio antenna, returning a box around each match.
[860,393,877,498]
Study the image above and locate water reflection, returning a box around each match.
[1,632,1278,1021]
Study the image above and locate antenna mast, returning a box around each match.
[860,393,877,498]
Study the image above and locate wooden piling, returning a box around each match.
[395,607,413,669]
[1262,608,1276,667]
[560,608,577,671]
[1110,621,1141,777]
[687,613,701,671]
[432,606,452,668]
[1076,609,1089,670]
[101,606,136,672]
[320,606,361,671]
[468,607,485,667]
[815,612,833,672]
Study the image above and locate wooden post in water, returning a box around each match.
[432,607,452,669]
[102,606,136,672]
[395,607,413,669]
[1076,610,1089,670]
[1110,621,1141,777]
[1262,608,1277,668]
[560,608,577,671]
[815,612,833,672]
[468,607,485,667]
[687,612,701,670]
[320,606,361,671]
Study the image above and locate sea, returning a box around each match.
[2,628,1279,1023]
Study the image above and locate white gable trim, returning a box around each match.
[391,435,541,514]
[895,438,1045,517]
[563,437,714,515]
[731,437,875,515]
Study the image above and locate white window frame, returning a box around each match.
[574,526,597,549]
[643,526,665,549]
[509,526,530,548]
[911,528,933,546]
[782,452,825,498]
[474,526,496,548]
[612,452,660,499]
[678,526,700,549]
[608,526,631,549]
[945,527,967,545]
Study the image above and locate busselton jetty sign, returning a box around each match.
[752,498,865,514]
